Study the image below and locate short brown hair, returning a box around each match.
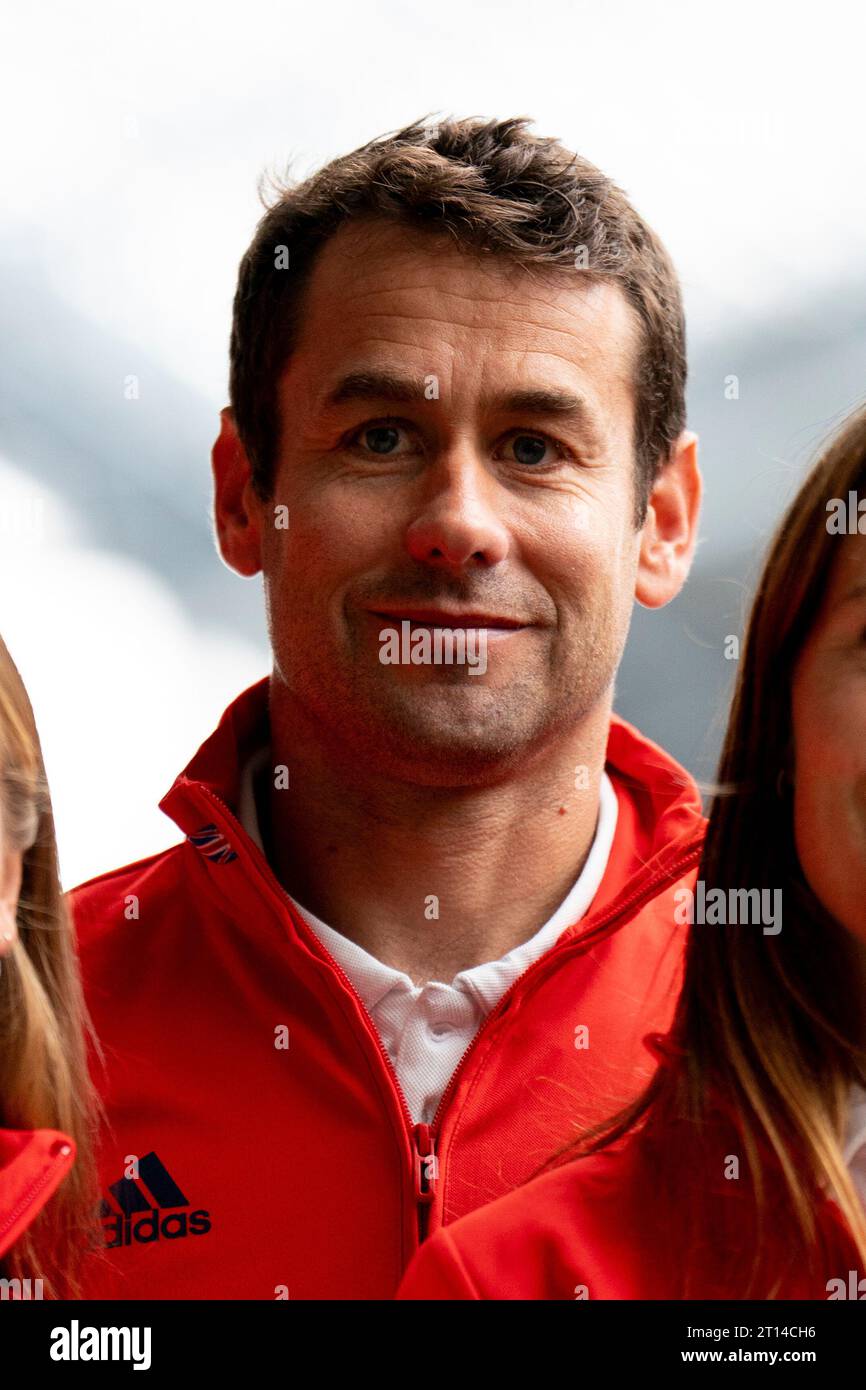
[229,114,686,522]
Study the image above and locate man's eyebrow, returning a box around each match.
[840,580,866,605]
[321,370,601,432]
[493,386,599,426]
[323,370,427,408]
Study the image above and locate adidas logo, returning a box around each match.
[101,1151,212,1248]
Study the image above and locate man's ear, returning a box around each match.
[211,407,264,578]
[634,430,701,609]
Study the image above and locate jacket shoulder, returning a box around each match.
[68,842,189,947]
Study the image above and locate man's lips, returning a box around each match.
[365,607,529,630]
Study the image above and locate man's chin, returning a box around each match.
[353,687,546,782]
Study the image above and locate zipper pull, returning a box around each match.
[413,1123,438,1203]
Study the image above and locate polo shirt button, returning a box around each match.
[429,1022,454,1039]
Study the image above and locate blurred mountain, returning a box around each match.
[0,259,264,637]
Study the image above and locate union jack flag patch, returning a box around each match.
[188,823,238,864]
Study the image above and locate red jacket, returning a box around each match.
[0,1127,76,1263]
[70,676,704,1299]
[395,1109,860,1301]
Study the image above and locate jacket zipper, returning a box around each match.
[195,787,434,1237]
[413,1123,437,1244]
[192,784,701,1243]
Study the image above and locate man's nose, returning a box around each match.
[404,453,511,572]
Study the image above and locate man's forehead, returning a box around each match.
[291,218,640,399]
[299,219,638,342]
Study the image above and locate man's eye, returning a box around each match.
[500,433,564,468]
[347,421,415,457]
[343,422,567,466]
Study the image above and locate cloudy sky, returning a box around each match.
[5,0,865,399]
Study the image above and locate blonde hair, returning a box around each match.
[0,635,103,1297]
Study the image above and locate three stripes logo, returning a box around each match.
[101,1152,212,1249]
[188,823,238,865]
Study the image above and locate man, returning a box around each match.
[72,115,703,1299]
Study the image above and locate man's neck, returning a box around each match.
[259,690,612,985]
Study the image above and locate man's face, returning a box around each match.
[256,218,646,783]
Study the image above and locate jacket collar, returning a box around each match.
[162,676,272,821]
[159,676,705,914]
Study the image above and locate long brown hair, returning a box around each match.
[0,635,103,1297]
[541,405,866,1295]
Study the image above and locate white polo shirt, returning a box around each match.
[238,745,618,1124]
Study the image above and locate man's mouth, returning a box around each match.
[366,607,529,634]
